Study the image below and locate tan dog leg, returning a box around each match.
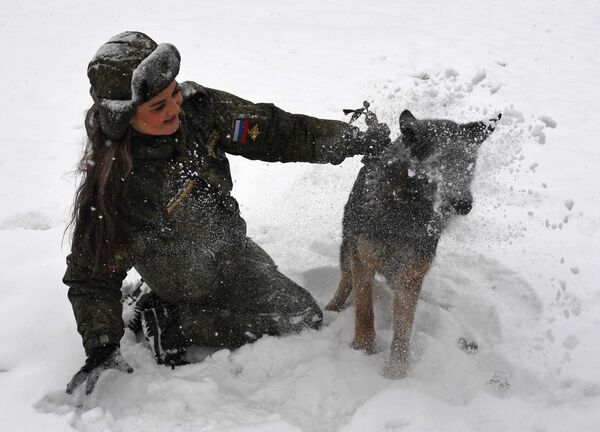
[384,259,432,378]
[351,254,377,354]
[325,249,353,312]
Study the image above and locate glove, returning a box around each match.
[65,344,133,395]
[346,122,392,157]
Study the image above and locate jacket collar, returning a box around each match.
[130,124,186,160]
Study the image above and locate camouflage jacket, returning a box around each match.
[64,81,355,355]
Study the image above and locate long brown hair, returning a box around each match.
[68,104,134,273]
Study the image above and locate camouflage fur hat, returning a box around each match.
[87,31,181,140]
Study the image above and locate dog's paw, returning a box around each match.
[383,360,409,379]
[351,338,377,354]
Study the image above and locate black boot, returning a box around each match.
[123,281,161,334]
[141,306,190,368]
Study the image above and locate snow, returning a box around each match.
[540,116,558,129]
[1,0,600,431]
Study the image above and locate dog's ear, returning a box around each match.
[463,113,501,144]
[399,110,417,133]
[399,110,418,151]
[399,110,418,146]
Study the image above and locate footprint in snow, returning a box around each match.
[418,251,543,345]
[0,211,57,231]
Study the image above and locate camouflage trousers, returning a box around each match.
[161,239,323,348]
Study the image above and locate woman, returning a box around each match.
[64,31,388,395]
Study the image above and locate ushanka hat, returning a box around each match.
[87,31,181,140]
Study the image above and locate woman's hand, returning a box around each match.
[345,122,392,157]
[66,344,133,395]
[362,123,391,148]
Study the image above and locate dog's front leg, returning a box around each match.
[351,256,377,354]
[385,260,431,378]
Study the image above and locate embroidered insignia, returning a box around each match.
[207,129,220,158]
[232,118,249,144]
[166,179,196,215]
[248,123,260,141]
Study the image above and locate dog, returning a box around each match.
[325,109,501,378]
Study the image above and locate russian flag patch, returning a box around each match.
[232,118,250,144]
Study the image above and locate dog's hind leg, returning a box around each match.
[384,258,432,378]
[350,241,377,354]
[325,241,354,312]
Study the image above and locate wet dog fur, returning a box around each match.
[325,110,500,378]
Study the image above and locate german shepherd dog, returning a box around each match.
[325,109,501,378]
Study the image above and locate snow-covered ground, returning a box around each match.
[1,0,599,430]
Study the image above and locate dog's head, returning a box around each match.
[399,110,501,215]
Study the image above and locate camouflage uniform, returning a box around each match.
[64,81,356,355]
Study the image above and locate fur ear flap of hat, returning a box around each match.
[94,99,138,141]
[131,44,181,103]
[87,32,181,140]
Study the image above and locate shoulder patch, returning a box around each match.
[232,119,261,144]
[248,123,260,142]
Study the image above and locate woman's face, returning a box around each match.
[130,80,183,136]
